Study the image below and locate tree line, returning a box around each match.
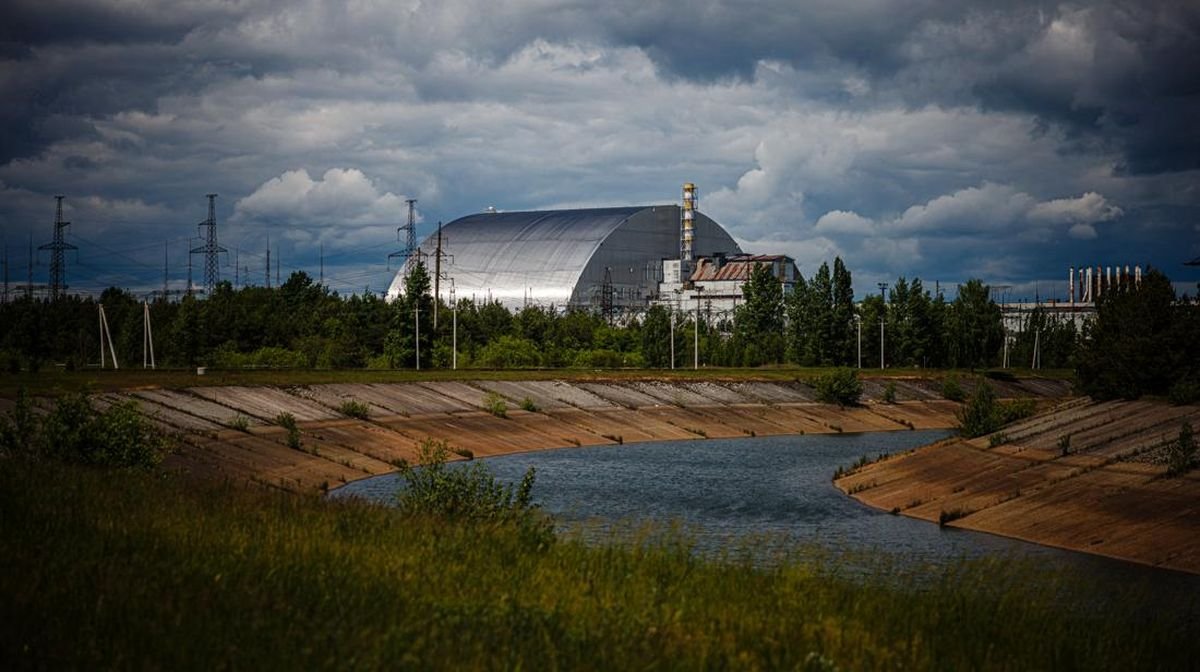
[3,256,1194,391]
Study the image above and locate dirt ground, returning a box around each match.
[835,398,1200,574]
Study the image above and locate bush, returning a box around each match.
[338,399,371,420]
[997,398,1036,425]
[474,336,542,369]
[1059,433,1072,457]
[275,412,302,450]
[229,414,251,432]
[814,368,862,407]
[0,391,167,469]
[395,438,553,547]
[1168,379,1200,406]
[1167,422,1195,475]
[484,392,507,418]
[882,381,897,404]
[942,375,965,402]
[519,397,539,412]
[956,382,999,438]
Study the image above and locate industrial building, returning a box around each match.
[655,254,800,319]
[387,197,743,311]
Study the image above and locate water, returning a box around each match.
[332,430,1200,607]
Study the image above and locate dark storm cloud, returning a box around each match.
[1,0,1198,296]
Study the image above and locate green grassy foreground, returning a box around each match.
[2,460,1190,670]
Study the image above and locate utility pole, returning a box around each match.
[414,298,421,371]
[234,249,239,289]
[856,314,862,369]
[39,195,77,299]
[98,304,118,369]
[26,234,32,299]
[877,282,888,370]
[265,235,271,288]
[275,244,280,287]
[433,222,450,328]
[319,243,324,286]
[162,241,169,298]
[450,280,457,370]
[694,291,701,370]
[190,194,226,295]
[669,303,675,370]
[143,300,156,369]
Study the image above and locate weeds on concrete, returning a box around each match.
[519,397,539,412]
[338,399,371,420]
[484,392,508,418]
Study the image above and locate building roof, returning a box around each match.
[690,254,792,283]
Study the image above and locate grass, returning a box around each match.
[338,399,371,420]
[1,458,1194,670]
[0,366,1075,399]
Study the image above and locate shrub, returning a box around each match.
[0,391,167,469]
[275,412,302,450]
[882,381,897,404]
[956,382,999,438]
[484,392,508,418]
[339,399,371,420]
[941,375,965,402]
[1058,433,1071,457]
[1168,379,1200,406]
[395,438,553,547]
[988,433,1009,448]
[997,398,1036,425]
[453,447,475,460]
[519,397,539,412]
[939,508,970,526]
[814,368,863,407]
[1167,422,1195,475]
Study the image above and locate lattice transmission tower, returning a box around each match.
[38,195,77,299]
[388,199,419,271]
[190,194,227,295]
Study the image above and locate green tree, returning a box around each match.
[947,279,1003,369]
[1076,269,1198,399]
[640,304,672,368]
[830,257,856,365]
[734,262,785,365]
[384,260,434,368]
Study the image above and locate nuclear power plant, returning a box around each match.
[386,183,799,317]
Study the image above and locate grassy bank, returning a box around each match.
[2,459,1193,670]
[0,366,1071,398]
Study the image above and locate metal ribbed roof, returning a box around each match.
[387,206,650,305]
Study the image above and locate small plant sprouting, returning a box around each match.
[882,381,897,404]
[988,433,1009,448]
[229,414,251,432]
[1059,433,1072,457]
[519,397,539,412]
[484,392,508,418]
[338,399,371,420]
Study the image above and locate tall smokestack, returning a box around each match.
[1069,266,1075,305]
[681,182,696,276]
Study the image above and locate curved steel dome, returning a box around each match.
[387,205,742,310]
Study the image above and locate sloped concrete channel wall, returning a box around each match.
[836,398,1200,574]
[83,377,1067,495]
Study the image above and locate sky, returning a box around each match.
[1,0,1198,301]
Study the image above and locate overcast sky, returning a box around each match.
[2,0,1198,300]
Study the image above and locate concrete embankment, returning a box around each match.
[15,375,1064,494]
[835,398,1200,574]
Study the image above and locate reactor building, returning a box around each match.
[387,196,743,311]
